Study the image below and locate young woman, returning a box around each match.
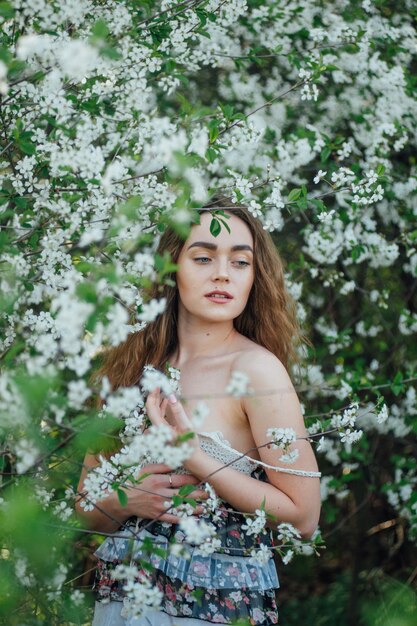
[77,197,321,626]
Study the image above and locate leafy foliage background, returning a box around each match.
[0,0,416,624]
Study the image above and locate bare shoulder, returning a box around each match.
[231,339,292,391]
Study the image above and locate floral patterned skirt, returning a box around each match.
[94,506,279,625]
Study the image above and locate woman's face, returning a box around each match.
[176,212,255,323]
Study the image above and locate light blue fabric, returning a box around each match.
[95,527,279,591]
[92,601,210,626]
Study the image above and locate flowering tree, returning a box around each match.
[0,0,416,624]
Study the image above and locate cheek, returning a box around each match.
[176,265,197,301]
[243,270,255,298]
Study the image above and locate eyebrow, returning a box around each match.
[187,241,254,253]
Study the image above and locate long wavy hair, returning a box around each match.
[96,196,301,390]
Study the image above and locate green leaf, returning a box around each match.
[205,147,218,163]
[91,19,109,39]
[76,282,97,303]
[18,138,36,156]
[288,188,301,202]
[218,218,231,234]
[100,46,122,61]
[392,371,405,396]
[0,2,15,19]
[117,489,128,507]
[208,120,220,143]
[231,112,246,122]
[210,218,221,237]
[321,147,332,162]
[195,8,207,26]
[220,104,234,120]
[178,484,199,497]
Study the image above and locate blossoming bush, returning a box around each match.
[0,0,416,624]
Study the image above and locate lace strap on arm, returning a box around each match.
[204,431,321,478]
[250,457,321,477]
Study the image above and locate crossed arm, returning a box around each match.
[76,352,320,538]
[145,351,321,539]
[75,458,206,532]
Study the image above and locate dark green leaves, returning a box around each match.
[117,488,128,507]
[0,2,14,19]
[209,210,231,237]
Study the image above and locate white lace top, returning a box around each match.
[198,430,321,478]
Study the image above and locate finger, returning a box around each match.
[172,474,201,487]
[159,397,168,413]
[186,489,209,500]
[161,487,207,503]
[159,514,180,524]
[140,463,173,475]
[192,505,205,516]
[168,394,193,432]
[169,474,200,488]
[146,389,167,426]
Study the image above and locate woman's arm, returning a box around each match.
[146,351,321,539]
[75,453,205,532]
[183,445,319,538]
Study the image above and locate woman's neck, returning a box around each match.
[173,310,237,367]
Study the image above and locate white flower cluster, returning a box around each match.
[352,170,384,207]
[111,565,163,619]
[385,467,417,537]
[179,517,221,555]
[138,297,167,323]
[15,439,40,474]
[191,401,210,429]
[275,522,318,565]
[46,563,68,601]
[242,508,267,536]
[14,554,35,587]
[141,366,179,397]
[266,427,297,453]
[80,454,121,511]
[0,59,8,95]
[202,482,219,513]
[225,370,252,397]
[122,422,195,471]
[299,68,319,101]
[330,403,363,445]
[249,543,273,565]
[0,0,416,608]
[104,386,143,419]
[399,310,417,335]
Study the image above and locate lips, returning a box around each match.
[205,290,233,300]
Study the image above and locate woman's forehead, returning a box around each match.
[186,212,253,247]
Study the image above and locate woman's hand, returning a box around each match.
[76,452,207,532]
[145,388,201,465]
[124,463,207,524]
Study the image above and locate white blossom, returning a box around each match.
[191,401,210,429]
[313,170,327,184]
[0,60,8,95]
[267,427,297,450]
[15,439,40,474]
[282,549,294,565]
[138,298,167,322]
[377,404,389,424]
[242,508,267,536]
[67,379,91,410]
[225,370,252,397]
[249,543,273,565]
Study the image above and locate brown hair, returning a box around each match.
[96,196,301,390]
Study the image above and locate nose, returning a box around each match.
[212,258,229,282]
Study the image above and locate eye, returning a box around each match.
[233,260,250,267]
[194,257,211,264]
